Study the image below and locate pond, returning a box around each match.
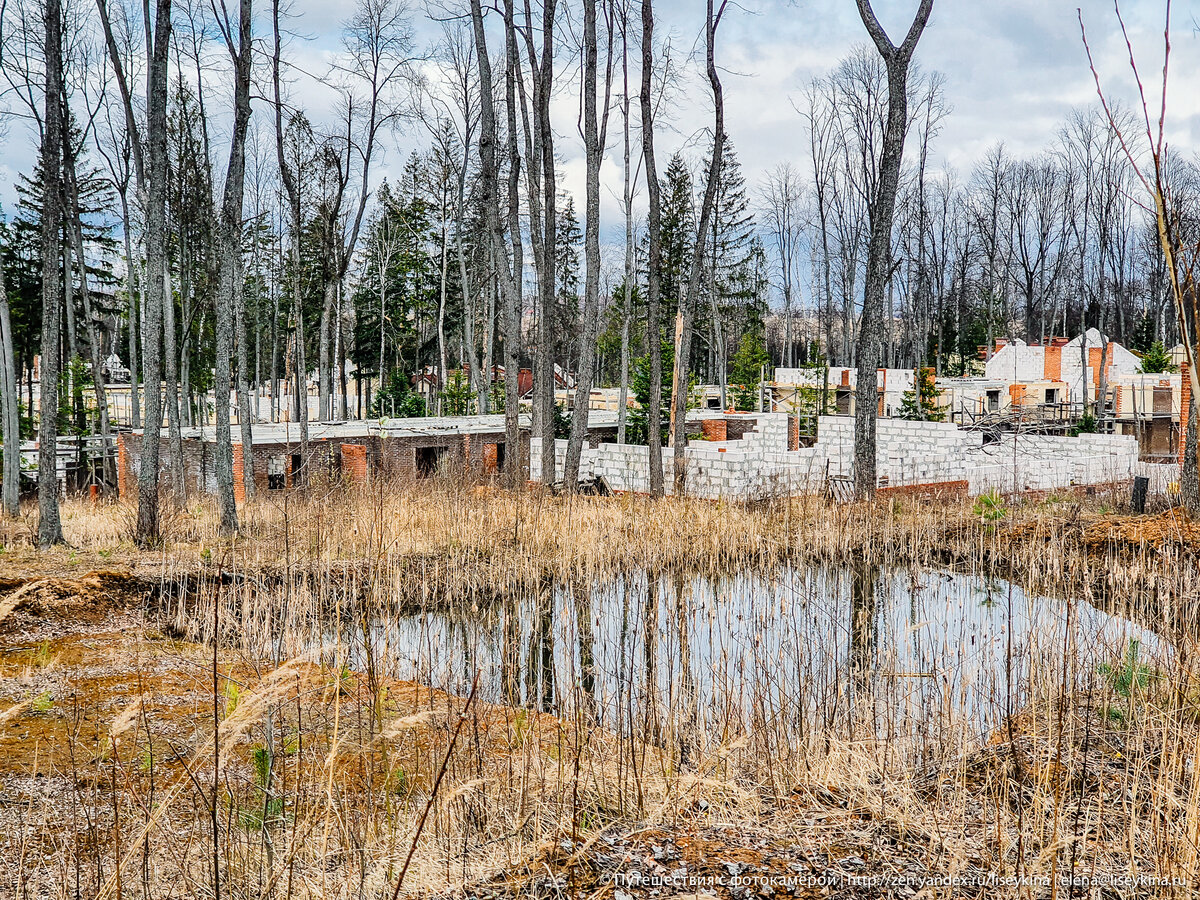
[268,565,1167,746]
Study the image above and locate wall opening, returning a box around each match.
[416,446,449,478]
[267,455,285,490]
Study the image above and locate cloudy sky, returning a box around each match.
[3,0,1199,251]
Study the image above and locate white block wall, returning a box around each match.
[535,413,1141,499]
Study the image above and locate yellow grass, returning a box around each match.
[1,482,1199,898]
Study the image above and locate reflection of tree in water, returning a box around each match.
[526,584,555,712]
[502,593,521,707]
[673,571,698,767]
[642,576,660,746]
[575,583,597,722]
[849,559,880,707]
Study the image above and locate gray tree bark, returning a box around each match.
[564,0,614,488]
[272,0,309,455]
[63,131,118,492]
[670,0,727,495]
[640,0,664,496]
[1,248,19,517]
[852,0,933,499]
[140,0,172,539]
[617,6,632,446]
[470,0,524,485]
[37,0,65,546]
[213,0,254,531]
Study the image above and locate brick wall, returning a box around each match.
[342,443,368,482]
[1044,345,1062,381]
[701,419,728,442]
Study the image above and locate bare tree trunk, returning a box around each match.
[565,0,614,487]
[670,0,727,494]
[37,0,65,546]
[502,5,524,485]
[142,0,173,542]
[272,0,308,455]
[0,257,19,516]
[63,132,118,492]
[640,0,664,496]
[617,9,632,446]
[317,281,335,421]
[211,0,254,529]
[852,0,933,499]
[162,267,184,499]
[471,0,524,485]
[119,192,141,429]
[437,188,451,414]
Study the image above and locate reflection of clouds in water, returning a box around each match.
[298,567,1166,746]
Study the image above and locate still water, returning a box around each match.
[298,566,1166,743]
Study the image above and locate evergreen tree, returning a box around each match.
[658,152,696,322]
[351,177,440,383]
[628,338,674,445]
[899,368,945,421]
[703,136,756,316]
[728,326,769,411]
[1139,341,1176,374]
[552,193,582,368]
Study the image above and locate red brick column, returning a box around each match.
[701,419,727,442]
[787,416,799,451]
[342,444,368,482]
[116,434,128,498]
[1044,345,1062,381]
[232,443,246,503]
[1181,362,1191,466]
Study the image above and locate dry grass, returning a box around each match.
[1,481,1199,898]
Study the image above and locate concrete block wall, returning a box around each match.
[537,413,1141,500]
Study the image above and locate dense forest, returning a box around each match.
[1,0,1197,543]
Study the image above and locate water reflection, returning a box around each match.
[286,566,1167,746]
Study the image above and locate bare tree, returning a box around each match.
[639,0,663,495]
[315,0,414,422]
[670,0,728,495]
[470,0,523,484]
[272,0,309,453]
[97,0,173,544]
[36,0,65,546]
[1080,2,1200,511]
[615,0,635,444]
[762,163,804,368]
[1,237,18,517]
[851,0,933,499]
[563,0,615,487]
[211,0,253,531]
